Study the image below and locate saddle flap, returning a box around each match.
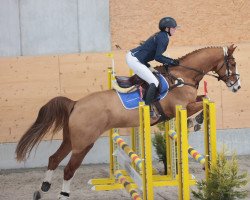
[115,75,143,88]
[115,76,132,88]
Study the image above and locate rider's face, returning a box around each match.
[169,27,176,36]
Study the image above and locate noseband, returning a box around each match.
[213,56,240,87]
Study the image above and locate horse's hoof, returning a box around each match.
[195,112,204,124]
[58,196,70,200]
[41,181,51,192]
[194,124,201,132]
[58,192,70,200]
[33,191,41,200]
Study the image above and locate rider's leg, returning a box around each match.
[126,52,159,105]
[145,83,157,105]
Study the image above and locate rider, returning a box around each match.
[126,17,180,105]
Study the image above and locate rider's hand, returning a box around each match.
[170,59,179,66]
[149,66,158,73]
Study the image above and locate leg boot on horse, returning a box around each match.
[58,143,94,199]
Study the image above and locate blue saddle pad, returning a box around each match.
[116,74,169,109]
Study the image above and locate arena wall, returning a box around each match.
[0,43,249,143]
[0,0,250,143]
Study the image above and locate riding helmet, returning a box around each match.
[159,17,178,31]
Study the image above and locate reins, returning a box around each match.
[165,69,198,90]
[164,53,240,90]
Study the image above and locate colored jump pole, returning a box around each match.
[166,120,177,178]
[176,105,190,200]
[203,99,217,181]
[115,170,142,200]
[188,145,205,165]
[130,69,140,170]
[168,129,205,166]
[112,102,154,200]
[139,102,154,200]
[108,67,115,178]
[112,132,142,169]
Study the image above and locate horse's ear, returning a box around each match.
[228,44,237,55]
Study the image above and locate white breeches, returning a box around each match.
[126,51,159,87]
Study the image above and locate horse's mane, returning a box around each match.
[178,46,221,61]
[156,46,222,72]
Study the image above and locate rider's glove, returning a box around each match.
[170,59,180,66]
[149,66,158,73]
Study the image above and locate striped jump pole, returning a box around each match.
[168,129,205,166]
[112,103,153,200]
[112,132,142,170]
[114,170,142,200]
[188,146,205,165]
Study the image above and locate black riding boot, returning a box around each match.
[145,83,157,105]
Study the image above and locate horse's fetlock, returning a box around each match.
[41,181,51,192]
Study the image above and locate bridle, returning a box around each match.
[164,47,240,89]
[212,56,240,87]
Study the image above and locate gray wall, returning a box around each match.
[0,0,111,57]
[1,128,250,169]
[0,0,21,56]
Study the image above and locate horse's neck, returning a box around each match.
[177,48,222,82]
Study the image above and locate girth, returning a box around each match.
[150,101,171,126]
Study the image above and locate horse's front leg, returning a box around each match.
[186,100,204,131]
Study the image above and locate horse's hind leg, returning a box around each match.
[42,140,71,191]
[58,143,94,199]
[33,126,72,200]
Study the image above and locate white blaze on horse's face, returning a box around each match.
[223,46,241,93]
[226,64,241,93]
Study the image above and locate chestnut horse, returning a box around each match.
[15,45,240,199]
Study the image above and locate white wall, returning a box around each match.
[0,0,111,57]
[0,0,21,56]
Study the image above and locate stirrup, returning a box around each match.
[150,105,160,120]
[150,109,157,118]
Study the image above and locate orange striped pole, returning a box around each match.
[168,129,205,165]
[115,170,142,200]
[112,133,142,169]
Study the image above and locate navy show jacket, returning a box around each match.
[130,31,174,67]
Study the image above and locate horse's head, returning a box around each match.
[213,44,241,93]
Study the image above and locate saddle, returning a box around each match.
[115,72,162,97]
[114,73,169,125]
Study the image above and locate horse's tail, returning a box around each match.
[15,96,76,162]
